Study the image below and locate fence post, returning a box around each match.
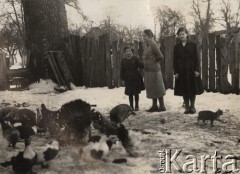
[215,35,221,92]
[164,35,175,89]
[104,34,113,89]
[0,52,8,90]
[202,37,209,90]
[209,33,216,92]
[112,40,118,87]
[232,32,240,94]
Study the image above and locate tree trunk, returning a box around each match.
[22,0,68,81]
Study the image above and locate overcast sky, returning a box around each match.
[67,0,239,33]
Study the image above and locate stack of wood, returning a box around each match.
[46,51,74,91]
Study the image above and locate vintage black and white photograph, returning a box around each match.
[0,0,240,173]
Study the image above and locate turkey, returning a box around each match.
[39,99,95,141]
[13,109,37,127]
[110,104,136,125]
[59,99,93,140]
[0,119,20,148]
[0,107,19,122]
[0,138,37,173]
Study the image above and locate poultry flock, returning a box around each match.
[0,99,137,173]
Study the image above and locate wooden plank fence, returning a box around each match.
[63,31,240,94]
[0,31,239,94]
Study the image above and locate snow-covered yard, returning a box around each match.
[0,79,240,174]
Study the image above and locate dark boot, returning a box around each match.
[158,97,166,112]
[190,95,196,114]
[146,99,158,112]
[135,94,139,111]
[129,95,134,109]
[183,96,190,114]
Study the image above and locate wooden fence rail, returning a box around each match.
[64,31,240,94]
[0,31,239,94]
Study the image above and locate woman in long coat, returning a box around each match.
[142,29,166,112]
[173,27,203,114]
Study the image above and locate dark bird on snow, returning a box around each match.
[0,138,37,174]
[110,104,136,125]
[37,105,61,137]
[59,100,92,133]
[13,108,37,127]
[116,124,136,156]
[0,107,19,122]
[41,104,60,119]
[0,119,20,148]
[91,111,119,136]
[40,99,96,140]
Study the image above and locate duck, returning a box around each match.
[0,138,37,173]
[14,123,37,139]
[79,135,113,161]
[42,140,60,161]
[35,140,60,168]
[0,119,20,148]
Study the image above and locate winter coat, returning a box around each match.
[120,56,145,95]
[142,40,164,72]
[143,40,166,98]
[173,41,204,96]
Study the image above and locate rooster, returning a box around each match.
[37,104,61,137]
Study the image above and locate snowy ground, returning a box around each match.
[0,79,240,174]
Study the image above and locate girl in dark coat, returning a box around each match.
[173,27,203,114]
[120,46,145,111]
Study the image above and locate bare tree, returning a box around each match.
[155,6,185,37]
[219,0,240,30]
[192,0,214,38]
[0,0,26,66]
[0,22,19,65]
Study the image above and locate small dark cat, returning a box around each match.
[197,109,223,126]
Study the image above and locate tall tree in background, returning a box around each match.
[0,0,26,66]
[155,6,185,38]
[219,0,240,30]
[192,0,214,38]
[0,0,86,69]
[0,22,19,65]
[22,0,69,81]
